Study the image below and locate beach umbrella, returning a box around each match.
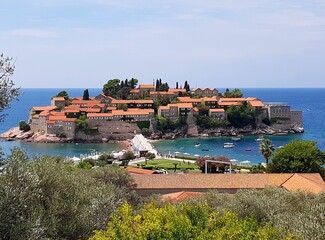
[175,151,180,154]
[184,152,190,155]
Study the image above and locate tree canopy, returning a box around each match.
[224,88,243,98]
[268,140,325,176]
[90,202,286,240]
[0,53,20,121]
[259,139,275,166]
[83,89,90,100]
[226,102,255,128]
[0,148,137,240]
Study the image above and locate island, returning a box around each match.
[0,79,304,143]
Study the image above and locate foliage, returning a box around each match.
[226,102,256,128]
[56,132,67,138]
[155,78,169,91]
[90,202,285,240]
[19,120,30,132]
[251,163,266,173]
[259,139,275,165]
[156,116,186,133]
[55,90,69,101]
[184,80,190,92]
[77,160,93,169]
[0,149,137,240]
[83,89,90,100]
[268,140,325,176]
[136,121,150,130]
[262,118,271,126]
[199,188,324,240]
[141,127,151,137]
[138,159,198,172]
[103,79,121,97]
[196,156,230,173]
[0,53,20,121]
[223,88,243,98]
[196,102,209,116]
[145,152,156,160]
[98,153,114,165]
[76,115,88,130]
[196,116,229,129]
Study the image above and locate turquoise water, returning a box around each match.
[0,88,324,164]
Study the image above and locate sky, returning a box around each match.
[1,0,325,88]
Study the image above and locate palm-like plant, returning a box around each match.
[259,139,275,166]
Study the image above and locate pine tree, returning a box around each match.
[130,78,135,89]
[124,79,128,87]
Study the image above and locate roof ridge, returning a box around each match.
[277,173,295,187]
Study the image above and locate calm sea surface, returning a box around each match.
[1,88,324,164]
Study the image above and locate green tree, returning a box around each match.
[0,53,20,121]
[226,102,255,128]
[129,78,138,89]
[176,81,179,89]
[56,90,69,100]
[121,151,135,166]
[224,88,243,98]
[0,150,137,239]
[76,115,88,130]
[268,140,325,175]
[19,120,30,132]
[83,89,90,100]
[103,79,121,97]
[259,139,275,166]
[90,202,286,240]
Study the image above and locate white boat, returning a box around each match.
[256,136,264,141]
[224,142,234,148]
[231,137,241,141]
[195,142,201,147]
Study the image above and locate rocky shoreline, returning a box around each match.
[0,124,304,144]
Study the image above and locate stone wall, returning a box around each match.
[88,120,141,134]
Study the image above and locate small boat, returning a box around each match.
[224,142,234,148]
[245,148,252,151]
[195,142,201,147]
[256,136,264,141]
[231,137,241,141]
[201,149,209,151]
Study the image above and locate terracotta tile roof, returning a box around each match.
[220,98,247,102]
[150,91,175,95]
[218,102,241,106]
[168,88,187,93]
[48,116,76,122]
[39,111,51,117]
[47,120,55,124]
[169,103,193,108]
[50,111,65,116]
[32,114,40,119]
[65,108,80,113]
[132,173,325,194]
[125,167,155,174]
[209,109,225,113]
[139,84,155,89]
[162,191,203,202]
[130,89,140,93]
[52,97,65,101]
[106,107,117,111]
[177,97,202,103]
[71,99,101,106]
[281,174,325,194]
[249,100,265,107]
[192,88,199,91]
[32,106,58,111]
[83,108,101,113]
[203,97,218,101]
[87,113,113,118]
[112,109,154,116]
[159,106,170,110]
[193,107,199,112]
[111,99,154,104]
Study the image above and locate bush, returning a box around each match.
[141,127,151,137]
[136,121,150,130]
[19,120,30,132]
[56,132,67,138]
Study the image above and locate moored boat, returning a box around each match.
[224,142,234,148]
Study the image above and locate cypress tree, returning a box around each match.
[176,82,179,89]
[155,79,160,91]
[124,79,128,87]
[83,89,90,100]
[131,78,135,89]
[184,81,188,90]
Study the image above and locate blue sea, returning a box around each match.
[1,88,324,164]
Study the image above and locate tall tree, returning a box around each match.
[130,78,135,89]
[124,79,128,87]
[155,79,159,91]
[184,80,188,91]
[176,81,179,89]
[0,53,20,121]
[83,89,90,100]
[268,140,325,175]
[259,139,274,166]
[103,79,121,97]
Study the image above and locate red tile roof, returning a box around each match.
[209,109,225,113]
[111,99,154,104]
[139,84,155,89]
[132,173,325,194]
[52,97,65,101]
[162,191,203,202]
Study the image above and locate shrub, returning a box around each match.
[19,120,30,132]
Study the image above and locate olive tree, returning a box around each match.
[0,53,20,121]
